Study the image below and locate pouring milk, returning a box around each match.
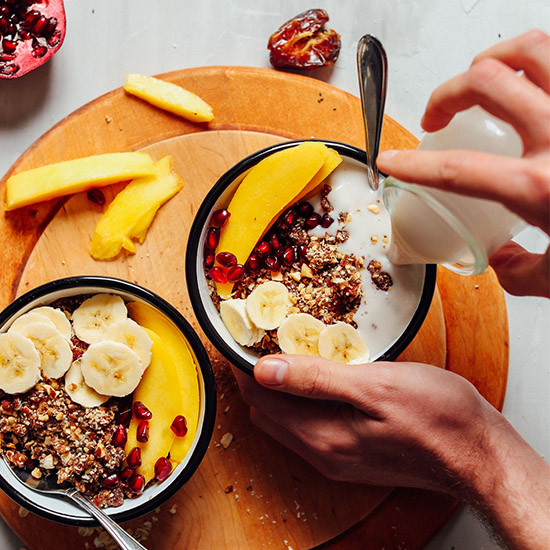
[382,106,527,275]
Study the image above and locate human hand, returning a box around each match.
[234,355,491,492]
[377,30,550,297]
[234,355,550,549]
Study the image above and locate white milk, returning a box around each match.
[309,159,426,359]
[384,106,526,274]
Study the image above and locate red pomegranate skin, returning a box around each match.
[0,0,66,79]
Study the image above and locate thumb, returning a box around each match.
[490,242,549,298]
[254,354,372,404]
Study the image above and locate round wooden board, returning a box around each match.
[0,67,508,550]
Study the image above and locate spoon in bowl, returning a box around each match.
[357,34,388,190]
[6,463,146,550]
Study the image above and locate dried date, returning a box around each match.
[267,9,341,69]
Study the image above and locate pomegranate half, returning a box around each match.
[0,0,66,79]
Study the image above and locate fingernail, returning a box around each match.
[256,358,288,386]
[377,149,399,162]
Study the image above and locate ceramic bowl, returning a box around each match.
[186,139,436,375]
[0,276,216,526]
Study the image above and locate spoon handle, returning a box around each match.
[357,34,388,190]
[68,490,147,550]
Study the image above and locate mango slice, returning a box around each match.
[124,74,214,122]
[4,152,156,211]
[215,142,341,297]
[90,156,184,260]
[125,327,181,483]
[126,302,200,469]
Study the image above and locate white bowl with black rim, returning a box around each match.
[186,139,436,375]
[0,276,216,526]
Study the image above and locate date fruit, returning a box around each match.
[267,9,341,70]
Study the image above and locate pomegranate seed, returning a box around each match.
[255,241,272,257]
[170,415,188,437]
[0,64,18,77]
[23,10,40,28]
[43,17,57,38]
[136,421,149,443]
[283,208,297,227]
[6,22,16,37]
[128,473,145,494]
[32,42,47,58]
[210,208,230,228]
[102,474,120,489]
[208,266,227,284]
[0,6,9,17]
[282,247,296,265]
[227,264,245,283]
[111,425,127,447]
[47,30,61,48]
[265,255,281,271]
[321,213,334,228]
[0,15,9,34]
[205,227,220,250]
[0,53,15,62]
[120,467,134,483]
[19,29,31,40]
[154,457,173,481]
[305,213,322,229]
[2,39,17,55]
[269,232,281,251]
[297,201,314,217]
[126,447,142,469]
[246,253,260,272]
[116,406,132,426]
[133,401,152,420]
[297,244,308,260]
[204,250,215,269]
[86,188,105,206]
[216,251,237,267]
[33,14,48,36]
[24,458,35,472]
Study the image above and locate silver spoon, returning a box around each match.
[357,34,388,190]
[7,463,147,550]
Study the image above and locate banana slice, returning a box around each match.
[72,294,128,344]
[220,298,265,346]
[246,281,291,330]
[8,311,57,334]
[65,360,109,408]
[31,306,72,340]
[318,323,370,364]
[17,322,73,379]
[104,319,153,370]
[0,332,41,394]
[277,313,326,355]
[80,341,143,397]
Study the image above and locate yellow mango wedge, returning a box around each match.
[90,156,183,260]
[215,142,341,297]
[126,302,200,468]
[124,74,214,122]
[125,327,181,483]
[4,152,156,211]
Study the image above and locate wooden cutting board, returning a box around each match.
[0,67,508,550]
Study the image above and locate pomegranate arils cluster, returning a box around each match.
[204,208,247,284]
[204,199,335,283]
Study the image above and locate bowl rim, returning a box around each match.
[0,275,217,526]
[186,139,436,376]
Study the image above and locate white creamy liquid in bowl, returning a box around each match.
[309,157,426,359]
